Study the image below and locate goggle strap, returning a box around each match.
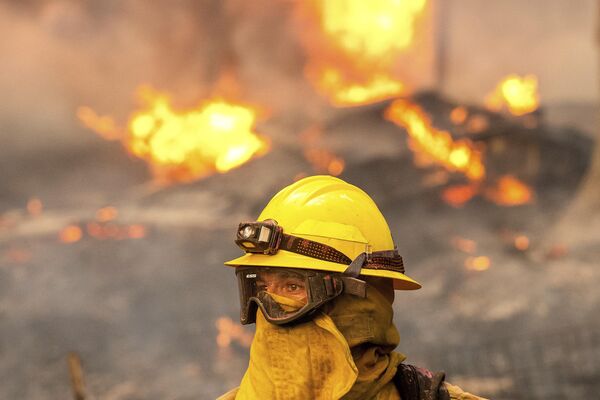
[341,276,367,298]
[343,252,367,277]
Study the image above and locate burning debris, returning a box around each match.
[79,86,270,184]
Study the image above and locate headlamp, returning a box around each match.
[235,220,283,255]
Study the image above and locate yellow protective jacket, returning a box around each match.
[218,287,487,400]
[217,381,485,400]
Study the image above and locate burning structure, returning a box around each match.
[1,1,599,399]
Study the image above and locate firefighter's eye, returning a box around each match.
[285,282,304,292]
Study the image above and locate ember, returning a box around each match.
[442,184,479,208]
[59,225,83,244]
[485,74,540,116]
[484,175,534,206]
[514,235,530,251]
[79,86,270,184]
[96,206,118,222]
[465,256,491,271]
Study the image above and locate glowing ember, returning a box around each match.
[27,197,43,216]
[79,87,270,183]
[385,99,485,181]
[297,0,427,106]
[215,317,253,348]
[485,175,534,206]
[514,235,530,251]
[60,225,83,244]
[449,106,468,125]
[465,256,491,271]
[96,206,118,222]
[441,184,479,207]
[485,74,540,116]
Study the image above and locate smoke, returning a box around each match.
[0,0,317,161]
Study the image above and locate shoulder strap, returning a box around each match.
[393,363,450,400]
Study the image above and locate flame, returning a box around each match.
[308,68,405,107]
[385,99,485,180]
[78,86,270,183]
[298,0,427,106]
[484,175,533,206]
[485,74,540,116]
[215,317,253,348]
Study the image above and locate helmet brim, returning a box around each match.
[224,250,421,290]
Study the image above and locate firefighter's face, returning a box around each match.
[255,269,308,305]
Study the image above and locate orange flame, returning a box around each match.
[385,99,485,180]
[215,317,253,348]
[78,86,270,183]
[485,74,540,116]
[298,0,426,106]
[484,175,534,206]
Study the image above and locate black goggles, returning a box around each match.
[235,220,406,277]
[236,266,367,325]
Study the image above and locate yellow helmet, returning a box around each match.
[225,175,421,290]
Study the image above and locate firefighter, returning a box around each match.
[218,175,485,400]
